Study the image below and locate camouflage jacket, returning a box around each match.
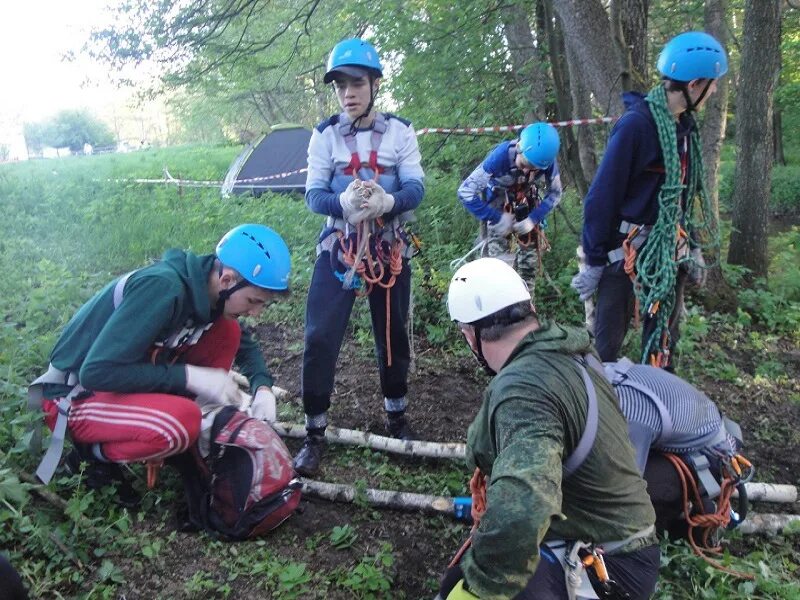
[460,321,656,599]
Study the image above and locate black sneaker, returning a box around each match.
[64,449,141,509]
[386,412,415,441]
[293,435,325,478]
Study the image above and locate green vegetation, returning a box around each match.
[0,146,798,597]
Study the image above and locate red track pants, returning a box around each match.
[43,318,241,463]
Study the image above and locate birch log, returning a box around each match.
[301,479,453,516]
[273,423,466,460]
[302,478,799,535]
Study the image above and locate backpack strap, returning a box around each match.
[563,355,600,478]
[29,270,136,483]
[604,358,675,445]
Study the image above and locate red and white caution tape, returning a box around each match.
[416,116,617,136]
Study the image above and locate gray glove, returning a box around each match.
[687,247,707,288]
[339,181,367,224]
[571,265,605,301]
[487,212,514,238]
[359,181,395,217]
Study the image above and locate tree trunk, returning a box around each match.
[610,0,649,91]
[698,0,737,311]
[542,0,590,197]
[551,0,626,115]
[566,40,599,186]
[727,0,781,278]
[773,109,786,166]
[501,0,548,122]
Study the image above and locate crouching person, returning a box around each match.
[604,358,752,538]
[29,224,291,508]
[440,258,659,600]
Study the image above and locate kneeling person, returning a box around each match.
[29,225,291,506]
[440,258,659,600]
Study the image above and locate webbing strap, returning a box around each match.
[339,113,387,178]
[35,384,85,484]
[604,359,675,444]
[687,452,721,499]
[113,271,135,309]
[607,222,651,264]
[563,359,599,477]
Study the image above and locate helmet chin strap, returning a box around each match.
[472,327,497,377]
[215,265,249,313]
[679,79,713,113]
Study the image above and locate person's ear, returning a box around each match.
[219,268,237,289]
[461,326,477,351]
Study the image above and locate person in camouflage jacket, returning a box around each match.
[439,258,659,600]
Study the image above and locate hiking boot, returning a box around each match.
[64,449,141,509]
[293,435,325,478]
[386,412,415,441]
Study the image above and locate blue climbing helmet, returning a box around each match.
[518,122,560,170]
[216,224,291,291]
[657,31,728,82]
[324,38,383,84]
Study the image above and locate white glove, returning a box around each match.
[359,181,395,218]
[229,370,250,389]
[249,387,277,422]
[513,216,536,236]
[339,181,366,223]
[487,212,514,238]
[185,365,242,410]
[570,265,605,301]
[687,247,707,288]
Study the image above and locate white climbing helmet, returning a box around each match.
[447,258,531,324]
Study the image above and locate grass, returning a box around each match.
[1,145,799,598]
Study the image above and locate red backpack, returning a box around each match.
[172,406,302,540]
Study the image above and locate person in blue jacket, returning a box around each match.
[456,123,562,294]
[294,38,425,477]
[571,32,727,368]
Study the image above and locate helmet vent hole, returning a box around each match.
[241,231,271,259]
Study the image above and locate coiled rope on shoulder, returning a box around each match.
[637,84,719,365]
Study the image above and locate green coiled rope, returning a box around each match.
[636,84,719,364]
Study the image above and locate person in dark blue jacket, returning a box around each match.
[457,123,562,294]
[571,32,727,368]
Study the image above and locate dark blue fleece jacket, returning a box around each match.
[581,92,695,266]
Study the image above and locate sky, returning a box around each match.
[0,0,161,158]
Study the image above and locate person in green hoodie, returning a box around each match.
[438,257,659,600]
[29,224,291,506]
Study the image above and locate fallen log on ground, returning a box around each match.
[301,479,799,535]
[735,482,797,503]
[276,422,798,504]
[273,422,466,460]
[737,513,800,535]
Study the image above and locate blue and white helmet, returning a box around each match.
[518,122,560,170]
[324,38,383,84]
[657,32,728,82]
[216,224,291,291]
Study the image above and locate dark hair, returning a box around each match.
[472,301,535,341]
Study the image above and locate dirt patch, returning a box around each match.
[253,322,487,442]
[112,321,798,598]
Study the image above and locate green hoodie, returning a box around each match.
[45,249,272,399]
[460,320,656,599]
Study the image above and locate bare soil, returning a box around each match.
[115,321,799,599]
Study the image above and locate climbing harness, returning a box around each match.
[631,84,719,365]
[663,452,755,579]
[317,113,421,368]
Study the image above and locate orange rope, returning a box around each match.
[448,468,488,568]
[663,453,754,580]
